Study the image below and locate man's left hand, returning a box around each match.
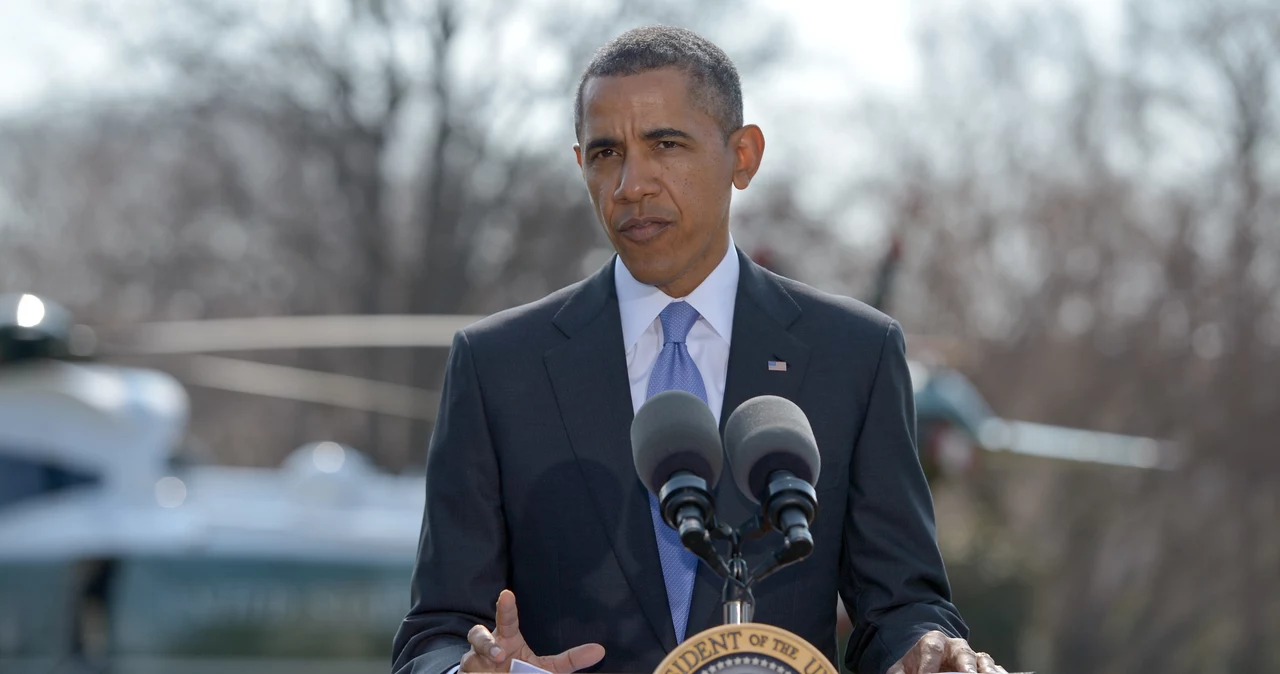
[886,631,1007,674]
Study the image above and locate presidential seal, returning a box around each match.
[654,623,836,674]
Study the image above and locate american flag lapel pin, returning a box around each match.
[767,360,787,372]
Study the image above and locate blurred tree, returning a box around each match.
[0,0,791,468]
[848,0,1280,671]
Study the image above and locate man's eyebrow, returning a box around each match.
[584,136,621,154]
[583,128,694,154]
[641,127,694,141]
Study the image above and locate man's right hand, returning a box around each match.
[461,589,606,673]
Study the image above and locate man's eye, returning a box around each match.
[657,141,680,149]
[594,149,619,159]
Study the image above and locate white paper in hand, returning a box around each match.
[510,659,553,674]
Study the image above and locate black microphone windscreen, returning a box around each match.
[723,395,820,503]
[631,390,723,495]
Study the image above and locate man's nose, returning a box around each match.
[613,155,661,203]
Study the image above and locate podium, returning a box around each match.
[654,624,835,674]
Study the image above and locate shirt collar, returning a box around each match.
[614,235,740,351]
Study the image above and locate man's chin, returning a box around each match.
[620,258,679,288]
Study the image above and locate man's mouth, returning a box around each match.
[617,217,672,243]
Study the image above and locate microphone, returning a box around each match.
[723,395,821,563]
[631,390,726,573]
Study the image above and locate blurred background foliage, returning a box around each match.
[1,0,1278,672]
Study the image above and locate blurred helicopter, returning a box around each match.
[0,244,1175,671]
[0,294,422,674]
[857,236,1175,480]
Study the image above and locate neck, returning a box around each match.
[657,230,731,298]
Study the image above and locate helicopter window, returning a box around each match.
[110,557,411,657]
[0,454,98,510]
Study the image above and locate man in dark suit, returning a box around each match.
[393,26,1006,674]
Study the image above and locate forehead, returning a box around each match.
[579,68,710,135]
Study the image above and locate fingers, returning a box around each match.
[495,589,521,640]
[946,637,978,673]
[460,649,504,673]
[916,631,948,673]
[542,643,606,673]
[897,632,1005,674]
[467,624,505,663]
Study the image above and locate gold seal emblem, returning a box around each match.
[654,623,836,674]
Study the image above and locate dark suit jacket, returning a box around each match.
[392,250,966,674]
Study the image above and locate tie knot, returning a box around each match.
[659,301,700,344]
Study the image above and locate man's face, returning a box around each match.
[575,68,748,294]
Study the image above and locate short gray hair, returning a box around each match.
[574,26,743,141]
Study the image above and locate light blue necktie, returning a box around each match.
[645,301,707,643]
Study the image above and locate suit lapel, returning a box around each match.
[543,258,678,653]
[687,250,812,634]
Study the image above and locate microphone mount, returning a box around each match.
[659,473,731,578]
[695,474,819,626]
[759,471,818,566]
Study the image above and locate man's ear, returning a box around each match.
[729,124,765,190]
[574,143,584,170]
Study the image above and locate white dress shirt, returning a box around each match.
[615,237,740,424]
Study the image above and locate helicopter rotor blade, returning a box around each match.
[104,315,485,355]
[977,418,1178,470]
[176,355,439,421]
[104,313,975,364]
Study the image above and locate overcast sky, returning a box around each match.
[0,0,1121,246]
[0,1,941,113]
[0,0,1125,109]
